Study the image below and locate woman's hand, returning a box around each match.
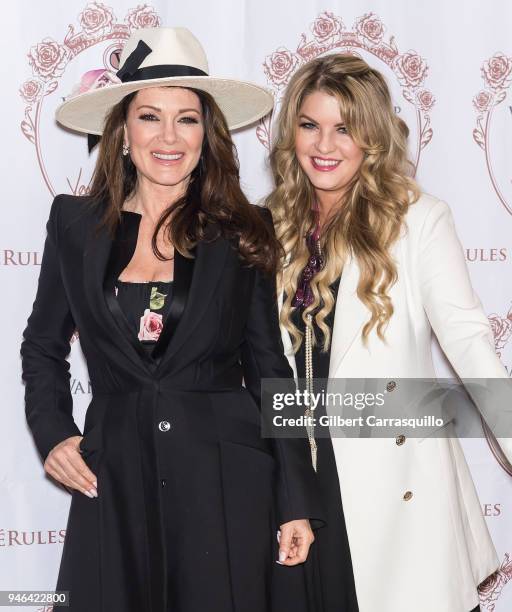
[43,435,98,498]
[277,519,315,566]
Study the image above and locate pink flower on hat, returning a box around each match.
[67,68,122,99]
[138,309,163,341]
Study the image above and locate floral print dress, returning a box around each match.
[115,280,173,355]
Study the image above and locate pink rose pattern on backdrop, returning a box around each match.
[473,51,512,215]
[416,88,435,112]
[482,53,512,91]
[19,79,44,104]
[488,308,512,358]
[310,11,344,43]
[394,51,429,88]
[473,89,494,113]
[78,2,114,35]
[126,4,161,30]
[478,553,512,611]
[260,11,434,163]
[138,309,163,341]
[355,12,385,45]
[263,48,300,88]
[27,38,68,81]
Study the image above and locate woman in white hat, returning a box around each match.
[265,53,511,612]
[20,27,334,612]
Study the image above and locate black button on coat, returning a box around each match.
[20,195,325,612]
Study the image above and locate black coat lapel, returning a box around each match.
[154,235,230,375]
[151,250,194,360]
[102,211,157,369]
[83,208,151,375]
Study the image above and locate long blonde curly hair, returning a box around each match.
[266,54,420,352]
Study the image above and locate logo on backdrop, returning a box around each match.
[465,248,508,263]
[473,52,512,215]
[259,11,435,169]
[478,553,512,611]
[19,2,162,196]
[1,250,41,266]
[0,528,66,546]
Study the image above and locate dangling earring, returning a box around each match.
[122,142,130,156]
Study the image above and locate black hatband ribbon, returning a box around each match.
[116,39,208,83]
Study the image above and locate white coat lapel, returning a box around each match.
[328,255,370,377]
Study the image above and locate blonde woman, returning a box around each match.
[266,54,511,612]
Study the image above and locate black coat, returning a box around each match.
[20,194,326,612]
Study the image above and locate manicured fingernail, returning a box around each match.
[92,481,97,488]
[89,488,98,498]
[277,530,281,543]
[279,551,287,563]
[84,490,94,498]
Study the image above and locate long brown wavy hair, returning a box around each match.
[266,54,420,351]
[88,86,279,275]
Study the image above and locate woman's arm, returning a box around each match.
[240,209,325,530]
[418,199,512,461]
[20,195,82,463]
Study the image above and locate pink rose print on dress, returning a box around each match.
[355,13,385,45]
[473,90,494,113]
[310,11,344,43]
[19,79,44,104]
[394,51,429,88]
[263,48,300,88]
[478,553,512,611]
[78,2,114,35]
[126,4,162,30]
[27,38,68,81]
[138,309,163,341]
[481,52,512,91]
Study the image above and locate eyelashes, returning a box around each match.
[138,114,200,124]
[179,116,200,124]
[298,122,348,134]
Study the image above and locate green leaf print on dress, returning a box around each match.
[149,286,167,310]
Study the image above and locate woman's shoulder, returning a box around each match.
[51,193,104,231]
[404,191,452,231]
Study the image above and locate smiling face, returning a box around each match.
[123,86,205,194]
[294,89,365,204]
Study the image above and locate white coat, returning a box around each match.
[279,192,511,612]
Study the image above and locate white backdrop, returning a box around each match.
[2,1,512,610]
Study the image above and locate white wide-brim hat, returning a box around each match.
[55,27,274,134]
